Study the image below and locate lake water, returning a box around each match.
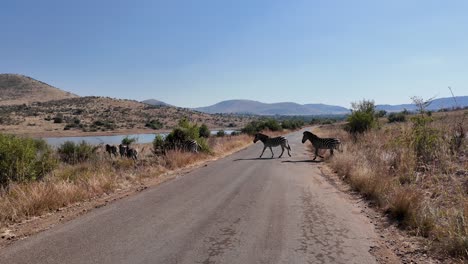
[43,130,236,146]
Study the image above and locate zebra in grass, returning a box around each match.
[105,144,118,158]
[253,133,291,158]
[118,144,138,160]
[176,139,201,153]
[301,131,341,160]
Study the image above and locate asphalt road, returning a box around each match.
[0,129,378,264]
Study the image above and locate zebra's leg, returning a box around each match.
[287,143,291,157]
[269,146,274,158]
[313,148,318,160]
[259,146,267,158]
[279,145,285,158]
[330,148,334,156]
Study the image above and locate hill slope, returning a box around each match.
[141,99,172,107]
[195,99,349,115]
[0,97,254,137]
[0,74,78,105]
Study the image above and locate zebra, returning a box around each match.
[126,147,138,160]
[253,133,291,158]
[176,139,201,153]
[118,144,138,160]
[105,144,118,158]
[301,131,341,160]
[118,144,128,158]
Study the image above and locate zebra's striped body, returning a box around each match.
[179,139,200,153]
[105,144,118,158]
[253,133,291,158]
[301,131,341,160]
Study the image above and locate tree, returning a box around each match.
[346,99,377,134]
[199,124,210,138]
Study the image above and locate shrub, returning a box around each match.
[145,120,163,130]
[57,141,97,164]
[121,136,137,146]
[216,130,226,137]
[281,119,305,130]
[410,115,440,163]
[345,99,377,134]
[152,134,165,153]
[231,131,241,136]
[241,119,282,135]
[388,112,406,123]
[164,118,211,153]
[53,114,63,123]
[0,134,57,186]
[377,110,387,118]
[199,124,210,138]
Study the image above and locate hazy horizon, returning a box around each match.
[1,1,467,108]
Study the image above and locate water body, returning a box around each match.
[44,130,236,146]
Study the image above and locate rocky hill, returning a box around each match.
[0,96,254,137]
[0,74,78,105]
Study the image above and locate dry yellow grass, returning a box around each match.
[0,135,252,229]
[313,110,468,259]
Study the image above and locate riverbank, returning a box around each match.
[0,126,241,138]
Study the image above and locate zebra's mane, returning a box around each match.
[255,133,270,139]
[303,131,318,138]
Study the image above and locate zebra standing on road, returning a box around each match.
[253,133,291,158]
[301,131,341,160]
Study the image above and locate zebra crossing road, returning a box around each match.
[0,129,380,264]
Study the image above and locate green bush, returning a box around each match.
[281,119,305,130]
[145,120,163,130]
[199,124,210,138]
[216,130,226,137]
[122,136,137,145]
[231,131,241,136]
[376,110,387,118]
[53,115,63,123]
[57,141,97,164]
[152,134,165,153]
[164,118,211,153]
[346,100,377,134]
[388,112,406,123]
[410,116,440,163]
[241,119,282,135]
[0,134,57,186]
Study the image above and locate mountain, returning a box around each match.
[376,96,468,112]
[141,99,171,107]
[195,99,349,115]
[0,74,78,105]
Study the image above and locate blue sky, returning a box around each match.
[1,0,467,108]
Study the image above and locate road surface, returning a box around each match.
[0,129,379,264]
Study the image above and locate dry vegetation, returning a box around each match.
[0,96,255,137]
[313,110,467,260]
[0,134,252,229]
[0,74,77,106]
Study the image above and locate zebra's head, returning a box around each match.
[253,133,266,143]
[302,131,315,143]
[253,133,260,143]
[301,132,308,143]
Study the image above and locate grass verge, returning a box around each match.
[311,110,468,260]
